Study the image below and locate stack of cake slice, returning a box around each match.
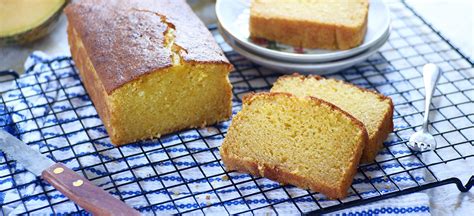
[215,0,391,73]
[220,74,393,199]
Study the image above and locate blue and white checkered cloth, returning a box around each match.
[0,51,472,215]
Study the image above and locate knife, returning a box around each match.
[0,130,141,216]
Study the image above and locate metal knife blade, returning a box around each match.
[0,130,55,176]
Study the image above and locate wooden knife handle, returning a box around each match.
[42,163,141,216]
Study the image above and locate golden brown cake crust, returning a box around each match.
[277,74,394,163]
[222,92,367,199]
[68,26,116,141]
[65,0,231,94]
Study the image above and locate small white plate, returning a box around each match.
[220,26,390,74]
[216,0,391,63]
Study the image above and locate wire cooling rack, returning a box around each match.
[0,1,473,215]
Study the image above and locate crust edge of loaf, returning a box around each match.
[221,92,367,199]
[275,74,394,163]
[68,25,117,142]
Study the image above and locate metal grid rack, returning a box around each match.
[0,1,472,215]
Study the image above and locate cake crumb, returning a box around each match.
[205,195,211,200]
[221,175,229,181]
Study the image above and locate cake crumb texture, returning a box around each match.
[271,74,393,163]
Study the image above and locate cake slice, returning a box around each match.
[220,92,367,198]
[65,0,233,145]
[271,75,394,163]
[250,0,369,49]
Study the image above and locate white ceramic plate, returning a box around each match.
[220,26,390,74]
[216,0,391,63]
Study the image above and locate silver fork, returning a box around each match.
[408,63,442,151]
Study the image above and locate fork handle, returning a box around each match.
[422,63,441,132]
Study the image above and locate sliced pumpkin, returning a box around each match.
[0,0,67,45]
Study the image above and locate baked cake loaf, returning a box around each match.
[220,92,367,198]
[271,75,394,163]
[250,0,369,50]
[65,0,233,146]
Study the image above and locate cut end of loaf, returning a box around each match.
[108,61,233,145]
[221,92,366,199]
